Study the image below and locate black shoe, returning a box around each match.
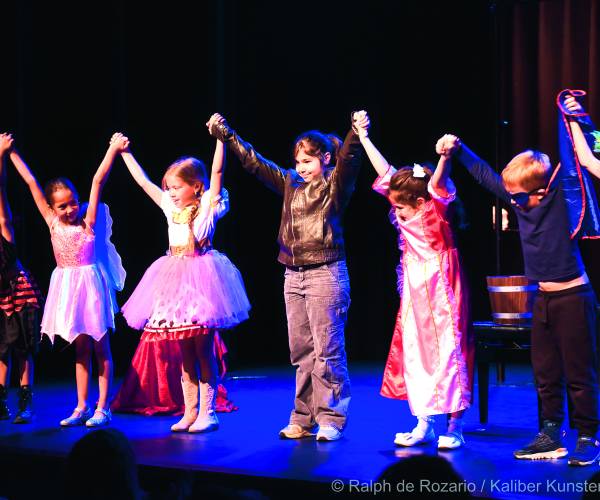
[568,435,600,466]
[13,385,33,424]
[513,422,568,460]
[0,384,10,420]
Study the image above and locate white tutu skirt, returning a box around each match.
[41,264,117,344]
[121,250,250,330]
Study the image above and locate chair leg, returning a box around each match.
[478,361,489,424]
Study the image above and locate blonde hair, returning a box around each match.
[501,150,551,192]
[162,157,208,196]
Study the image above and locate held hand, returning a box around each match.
[564,95,584,114]
[0,133,14,155]
[436,134,461,157]
[109,132,130,153]
[206,113,227,135]
[352,110,370,138]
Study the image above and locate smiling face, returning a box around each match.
[51,188,80,224]
[164,174,200,208]
[295,147,330,182]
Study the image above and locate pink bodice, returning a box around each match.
[50,219,96,268]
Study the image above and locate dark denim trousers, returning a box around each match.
[284,260,351,430]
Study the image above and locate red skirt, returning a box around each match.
[111,331,237,415]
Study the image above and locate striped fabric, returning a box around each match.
[0,270,43,317]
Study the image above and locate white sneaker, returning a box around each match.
[438,432,465,450]
[394,427,436,447]
[316,425,343,442]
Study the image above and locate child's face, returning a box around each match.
[51,188,80,224]
[165,174,199,208]
[295,148,330,182]
[389,196,425,222]
[505,181,546,211]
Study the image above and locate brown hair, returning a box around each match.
[501,150,551,191]
[44,177,79,205]
[387,166,433,207]
[162,157,208,196]
[293,130,342,166]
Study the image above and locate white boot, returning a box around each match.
[189,381,219,433]
[170,378,199,432]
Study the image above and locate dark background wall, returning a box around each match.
[1,0,599,378]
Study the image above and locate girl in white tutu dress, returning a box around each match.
[9,133,128,427]
[117,115,250,433]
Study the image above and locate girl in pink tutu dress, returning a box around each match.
[114,115,250,433]
[356,115,473,450]
[9,133,127,427]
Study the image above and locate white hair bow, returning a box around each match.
[412,163,426,178]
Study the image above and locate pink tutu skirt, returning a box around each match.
[121,250,250,331]
[41,264,117,344]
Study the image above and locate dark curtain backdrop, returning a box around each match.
[497,0,600,290]
[1,0,597,381]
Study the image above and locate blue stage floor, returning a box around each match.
[1,362,599,499]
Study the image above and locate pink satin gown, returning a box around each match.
[374,168,474,416]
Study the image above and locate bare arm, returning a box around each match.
[119,143,163,207]
[9,148,55,226]
[85,133,128,230]
[354,113,391,178]
[0,134,15,242]
[569,120,600,179]
[431,134,458,197]
[206,114,226,197]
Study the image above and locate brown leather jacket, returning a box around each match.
[210,121,362,266]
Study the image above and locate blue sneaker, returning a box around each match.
[568,436,600,466]
[513,421,567,460]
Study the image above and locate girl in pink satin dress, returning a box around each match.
[356,116,473,450]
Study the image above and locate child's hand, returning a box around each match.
[0,133,14,155]
[352,110,370,138]
[564,95,584,113]
[436,134,461,157]
[206,113,226,134]
[109,132,130,153]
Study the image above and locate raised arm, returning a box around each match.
[119,138,163,207]
[565,96,600,179]
[9,145,55,225]
[431,134,459,198]
[206,114,226,197]
[208,114,286,195]
[355,112,392,178]
[453,138,511,204]
[85,133,128,230]
[0,133,15,242]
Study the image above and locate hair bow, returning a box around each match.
[412,163,426,178]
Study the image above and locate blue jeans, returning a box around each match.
[284,260,351,430]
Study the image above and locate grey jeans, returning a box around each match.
[284,260,351,430]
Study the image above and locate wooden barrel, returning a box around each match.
[486,275,537,325]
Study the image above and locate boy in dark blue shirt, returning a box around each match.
[446,118,599,466]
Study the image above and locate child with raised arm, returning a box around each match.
[0,133,43,424]
[115,118,250,433]
[450,92,600,465]
[208,112,364,441]
[9,134,127,427]
[356,116,473,450]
